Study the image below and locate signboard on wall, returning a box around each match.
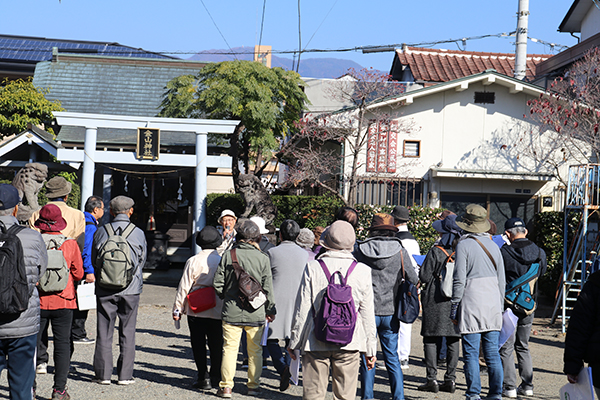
[366,120,397,173]
[137,128,160,160]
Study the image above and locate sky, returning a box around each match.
[2,0,579,72]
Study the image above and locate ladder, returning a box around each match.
[551,164,600,333]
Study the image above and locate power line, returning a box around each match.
[296,0,301,73]
[303,0,340,51]
[199,0,238,61]
[258,0,267,48]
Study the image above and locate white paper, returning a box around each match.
[290,350,301,385]
[76,281,96,311]
[499,308,519,349]
[559,366,595,400]
[260,321,270,346]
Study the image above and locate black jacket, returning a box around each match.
[564,271,600,375]
[500,238,547,286]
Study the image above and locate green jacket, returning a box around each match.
[213,241,276,324]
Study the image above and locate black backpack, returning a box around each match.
[0,222,29,314]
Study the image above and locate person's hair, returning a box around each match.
[0,207,15,217]
[368,229,396,238]
[84,196,104,213]
[313,226,325,245]
[50,196,67,202]
[335,207,359,228]
[393,218,407,226]
[280,219,300,241]
[507,226,527,236]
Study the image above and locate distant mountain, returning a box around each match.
[188,46,363,79]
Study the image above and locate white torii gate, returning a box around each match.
[53,112,239,253]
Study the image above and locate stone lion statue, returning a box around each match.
[238,174,277,226]
[12,162,48,222]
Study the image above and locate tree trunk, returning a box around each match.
[346,108,365,206]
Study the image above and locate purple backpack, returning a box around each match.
[314,259,358,346]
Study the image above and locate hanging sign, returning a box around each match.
[366,121,378,172]
[136,128,160,160]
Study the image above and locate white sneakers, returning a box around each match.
[117,380,135,385]
[518,387,534,396]
[36,363,47,374]
[504,387,534,398]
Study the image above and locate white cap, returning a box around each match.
[217,209,237,225]
[250,216,269,234]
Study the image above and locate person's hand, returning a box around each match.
[567,373,579,384]
[266,314,276,322]
[287,348,297,361]
[173,312,180,321]
[85,273,95,283]
[366,356,376,370]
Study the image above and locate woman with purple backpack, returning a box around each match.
[288,220,377,400]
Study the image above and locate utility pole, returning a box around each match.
[514,0,529,80]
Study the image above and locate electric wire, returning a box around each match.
[302,0,340,51]
[199,0,238,60]
[258,0,267,48]
[296,0,302,73]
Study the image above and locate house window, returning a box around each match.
[403,140,420,157]
[474,92,495,104]
[356,178,422,206]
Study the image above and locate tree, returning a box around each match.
[0,78,63,137]
[525,47,600,181]
[280,68,414,206]
[158,60,309,191]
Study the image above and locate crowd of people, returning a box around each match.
[2,178,600,399]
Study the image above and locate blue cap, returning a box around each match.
[0,184,20,210]
[505,217,525,230]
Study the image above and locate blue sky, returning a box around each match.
[3,0,578,72]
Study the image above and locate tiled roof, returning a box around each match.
[391,47,552,83]
[33,54,207,117]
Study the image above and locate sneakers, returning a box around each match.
[417,380,439,393]
[247,387,261,396]
[72,337,95,344]
[51,389,70,400]
[518,387,534,396]
[117,379,135,385]
[216,387,232,398]
[36,362,47,374]
[400,359,409,370]
[92,378,111,385]
[280,366,291,391]
[503,388,518,398]
[439,380,456,393]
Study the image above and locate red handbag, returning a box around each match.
[186,286,216,313]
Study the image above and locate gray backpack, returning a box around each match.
[97,223,136,291]
[39,234,69,293]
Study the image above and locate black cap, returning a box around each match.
[0,184,20,210]
[196,226,223,249]
[505,217,525,230]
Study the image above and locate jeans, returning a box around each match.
[188,316,223,387]
[37,308,74,391]
[462,331,503,400]
[499,313,534,391]
[266,338,290,375]
[360,315,404,400]
[0,333,37,400]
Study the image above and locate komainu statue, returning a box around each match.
[12,162,48,222]
[238,174,277,226]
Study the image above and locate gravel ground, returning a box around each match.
[0,271,568,399]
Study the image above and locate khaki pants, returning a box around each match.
[220,322,263,390]
[301,350,360,400]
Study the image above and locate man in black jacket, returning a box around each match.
[499,217,547,398]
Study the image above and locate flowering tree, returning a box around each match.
[525,48,600,181]
[280,68,415,206]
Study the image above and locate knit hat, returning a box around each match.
[249,216,269,234]
[110,196,135,213]
[196,226,223,249]
[320,221,356,251]
[45,176,72,199]
[34,204,67,232]
[456,204,490,233]
[367,213,398,231]
[296,228,315,249]
[217,209,237,225]
[0,184,20,210]
[390,206,410,222]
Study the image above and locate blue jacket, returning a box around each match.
[82,212,98,275]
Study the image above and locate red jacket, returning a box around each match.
[39,234,84,310]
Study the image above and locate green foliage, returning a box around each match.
[0,78,63,136]
[530,211,580,298]
[206,193,245,226]
[157,75,200,119]
[38,171,81,209]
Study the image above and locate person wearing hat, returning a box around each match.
[354,213,417,400]
[91,195,147,386]
[296,228,316,262]
[216,210,237,256]
[250,216,275,252]
[173,226,224,391]
[390,205,421,370]
[287,220,377,400]
[451,204,506,400]
[34,204,84,400]
[28,176,86,251]
[213,219,276,397]
[499,218,547,398]
[0,184,48,400]
[266,219,307,392]
[417,213,463,394]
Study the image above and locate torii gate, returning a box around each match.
[53,112,239,253]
